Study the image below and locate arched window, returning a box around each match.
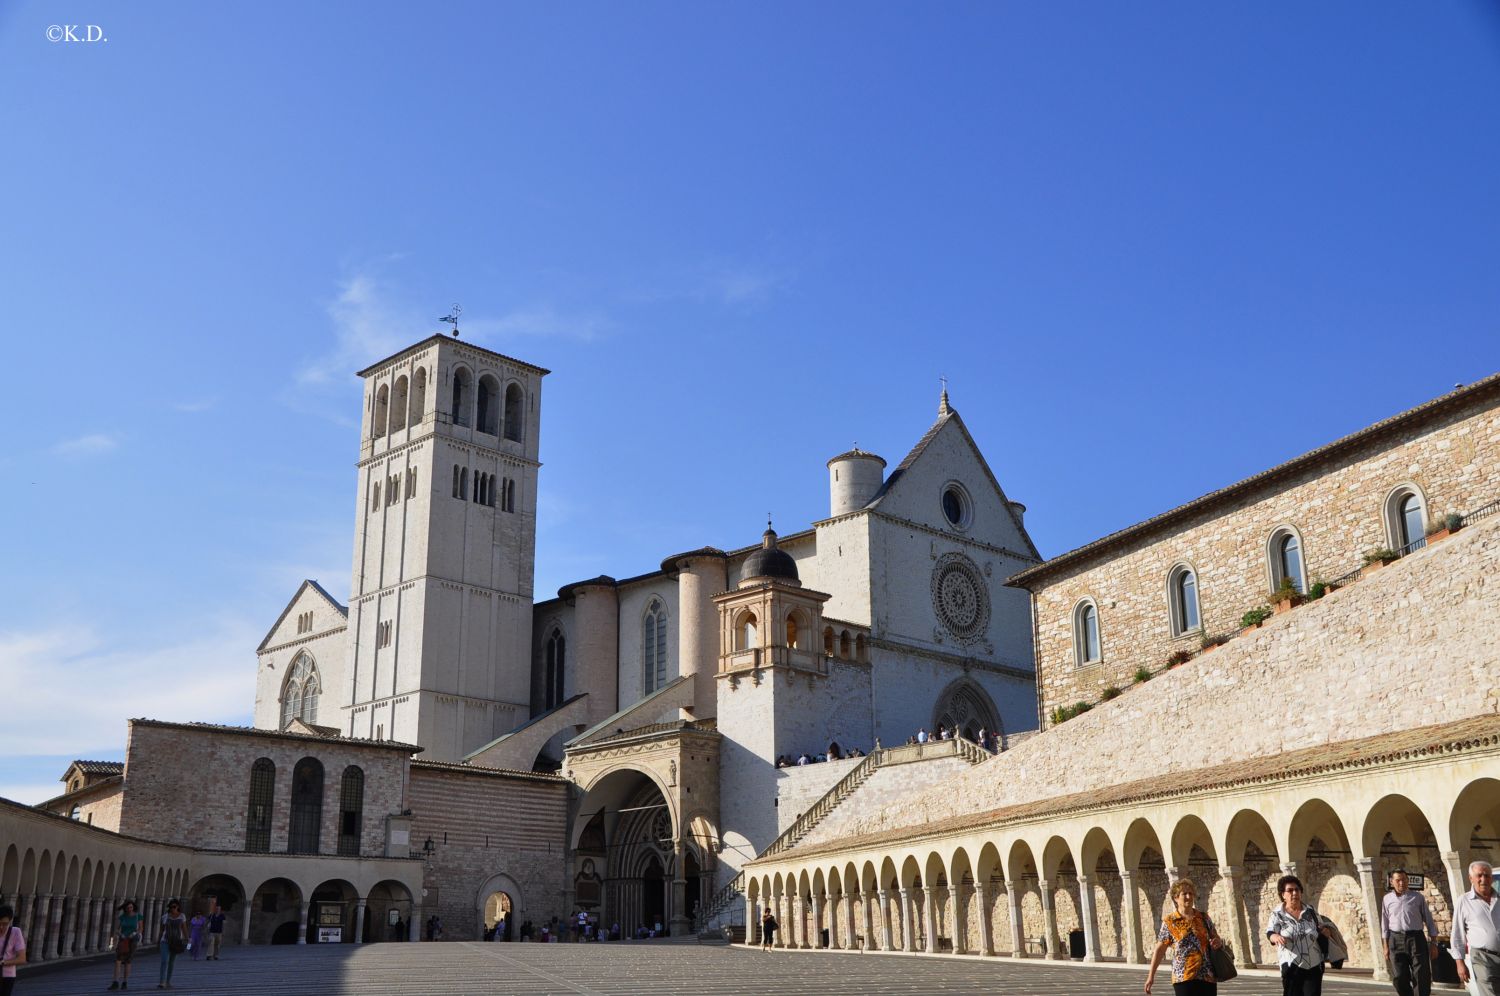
[545,628,566,710]
[451,366,473,427]
[643,600,668,694]
[822,626,834,655]
[460,467,469,501]
[452,465,461,498]
[1384,484,1429,550]
[477,375,500,435]
[1268,527,1306,594]
[337,766,364,856]
[245,758,275,852]
[503,384,524,442]
[70,804,81,820]
[734,611,758,652]
[391,375,409,431]
[1073,599,1101,666]
[1168,565,1200,636]
[373,383,389,438]
[370,480,381,512]
[288,757,324,854]
[855,634,867,662]
[280,653,321,729]
[476,473,487,505]
[506,479,516,512]
[839,630,852,658]
[786,612,801,650]
[410,367,427,426]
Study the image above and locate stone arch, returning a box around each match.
[366,879,414,943]
[931,677,1001,741]
[189,872,247,941]
[1448,776,1500,862]
[308,878,359,943]
[249,876,304,945]
[475,871,524,942]
[390,374,408,431]
[503,382,524,442]
[1361,793,1455,937]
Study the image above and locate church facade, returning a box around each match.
[246,332,1043,936]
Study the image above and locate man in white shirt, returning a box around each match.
[1453,860,1500,995]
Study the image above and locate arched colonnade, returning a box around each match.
[745,759,1500,984]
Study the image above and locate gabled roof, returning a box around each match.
[355,333,551,378]
[257,579,349,653]
[66,760,124,779]
[1010,372,1500,589]
[865,407,1040,560]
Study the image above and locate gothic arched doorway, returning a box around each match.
[573,767,678,938]
[932,678,1000,742]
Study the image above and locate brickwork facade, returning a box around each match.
[1019,379,1500,725]
[406,762,569,940]
[117,721,415,856]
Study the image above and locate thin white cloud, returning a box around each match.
[466,305,611,343]
[297,273,420,388]
[52,433,120,457]
[0,616,260,761]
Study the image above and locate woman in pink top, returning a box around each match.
[0,903,28,996]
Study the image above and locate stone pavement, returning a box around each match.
[29,942,1397,995]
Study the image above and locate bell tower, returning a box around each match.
[342,333,549,761]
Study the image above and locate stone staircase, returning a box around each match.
[696,736,993,931]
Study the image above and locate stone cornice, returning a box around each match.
[358,431,542,471]
[259,625,349,658]
[867,511,1041,566]
[353,574,527,606]
[868,637,1034,681]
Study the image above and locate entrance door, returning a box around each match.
[642,856,666,933]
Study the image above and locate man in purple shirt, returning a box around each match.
[1381,870,1439,996]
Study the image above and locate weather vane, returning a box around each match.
[440,304,463,336]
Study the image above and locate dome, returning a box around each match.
[741,527,799,583]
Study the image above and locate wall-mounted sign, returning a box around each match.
[318,927,342,944]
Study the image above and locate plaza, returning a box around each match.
[31,940,1391,996]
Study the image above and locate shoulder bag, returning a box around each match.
[1203,912,1237,981]
[165,917,186,955]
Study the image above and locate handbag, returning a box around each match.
[1209,942,1238,981]
[166,920,186,955]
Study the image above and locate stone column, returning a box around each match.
[974,881,994,956]
[878,890,893,951]
[811,895,823,948]
[1278,861,1298,877]
[1006,882,1025,957]
[297,899,310,944]
[408,904,421,942]
[1356,858,1391,983]
[899,888,915,952]
[1077,875,1100,962]
[1441,851,1468,923]
[1220,866,1254,971]
[83,898,101,953]
[1121,870,1143,964]
[861,890,875,951]
[354,900,367,945]
[744,896,756,945]
[145,898,159,942]
[31,895,53,961]
[923,887,938,954]
[670,842,691,938]
[62,894,81,956]
[953,885,968,955]
[1038,880,1064,960]
[845,892,858,950]
[240,902,253,945]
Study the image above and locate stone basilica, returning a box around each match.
[8,333,1499,988]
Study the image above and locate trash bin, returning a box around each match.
[1069,929,1086,959]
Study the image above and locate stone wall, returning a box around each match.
[1029,387,1500,722]
[118,721,412,856]
[795,754,975,851]
[406,762,569,940]
[848,512,1500,836]
[775,757,861,836]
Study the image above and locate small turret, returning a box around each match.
[826,446,886,518]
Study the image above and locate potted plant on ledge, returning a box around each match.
[1363,547,1400,574]
[1426,512,1464,545]
[1240,606,1272,635]
[1268,578,1302,615]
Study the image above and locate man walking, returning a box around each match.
[205,901,226,960]
[1382,870,1438,996]
[1453,860,1500,996]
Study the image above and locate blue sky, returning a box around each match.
[2,1,1498,803]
